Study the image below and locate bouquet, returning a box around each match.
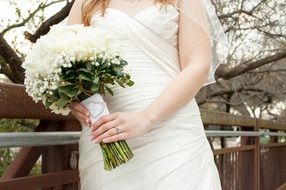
[22,24,135,171]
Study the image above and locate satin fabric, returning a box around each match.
[78,4,222,190]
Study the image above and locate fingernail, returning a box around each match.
[93,139,98,144]
[86,112,90,117]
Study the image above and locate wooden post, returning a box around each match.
[254,119,260,190]
[1,120,56,179]
[240,126,253,190]
[41,120,80,190]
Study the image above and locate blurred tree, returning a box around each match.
[0,0,285,119]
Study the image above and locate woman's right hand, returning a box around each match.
[69,101,91,126]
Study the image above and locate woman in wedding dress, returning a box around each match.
[67,0,229,189]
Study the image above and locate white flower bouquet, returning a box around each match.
[22,24,134,171]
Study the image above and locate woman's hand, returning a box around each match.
[69,101,91,126]
[89,111,154,143]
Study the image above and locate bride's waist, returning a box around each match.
[103,85,200,116]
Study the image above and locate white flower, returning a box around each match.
[22,24,124,116]
[49,102,71,115]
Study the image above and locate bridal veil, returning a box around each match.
[174,0,231,86]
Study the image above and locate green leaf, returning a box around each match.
[101,62,109,69]
[58,85,75,94]
[58,85,79,98]
[115,78,125,88]
[91,83,98,93]
[113,67,124,77]
[64,69,74,75]
[87,64,93,71]
[57,96,70,108]
[127,80,135,86]
[45,99,52,108]
[105,86,114,96]
[94,76,99,83]
[78,68,90,73]
[120,60,128,66]
[91,78,99,92]
[48,92,60,100]
[65,88,80,97]
[79,73,92,81]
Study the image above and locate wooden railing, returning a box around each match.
[201,111,286,190]
[0,83,81,190]
[0,82,285,190]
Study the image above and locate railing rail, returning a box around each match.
[0,131,285,148]
[0,132,81,148]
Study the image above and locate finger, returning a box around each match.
[90,112,119,131]
[71,110,91,126]
[90,119,119,139]
[69,101,90,116]
[91,127,117,143]
[102,132,127,143]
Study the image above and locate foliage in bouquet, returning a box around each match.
[22,24,134,115]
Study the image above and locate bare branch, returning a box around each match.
[249,69,286,74]
[216,50,286,80]
[1,0,65,35]
[24,0,74,43]
[0,35,24,83]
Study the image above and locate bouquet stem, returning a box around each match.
[100,140,134,170]
[80,93,134,171]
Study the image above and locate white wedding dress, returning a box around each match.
[78,4,222,190]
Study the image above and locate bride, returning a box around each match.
[67,0,229,189]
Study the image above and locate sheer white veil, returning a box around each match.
[175,0,231,86]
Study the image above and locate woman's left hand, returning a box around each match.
[89,111,153,143]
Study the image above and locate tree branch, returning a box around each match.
[198,85,267,105]
[0,35,24,83]
[0,57,13,79]
[1,0,65,35]
[24,0,74,43]
[216,50,286,80]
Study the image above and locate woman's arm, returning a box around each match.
[89,2,212,143]
[142,10,212,125]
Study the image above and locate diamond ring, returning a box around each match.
[114,126,120,134]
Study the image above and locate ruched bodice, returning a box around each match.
[91,4,180,47]
[78,4,222,190]
[89,4,181,115]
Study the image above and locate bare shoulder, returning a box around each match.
[67,0,90,25]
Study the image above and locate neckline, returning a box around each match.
[105,4,178,19]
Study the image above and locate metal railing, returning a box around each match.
[0,132,81,148]
[0,130,285,148]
